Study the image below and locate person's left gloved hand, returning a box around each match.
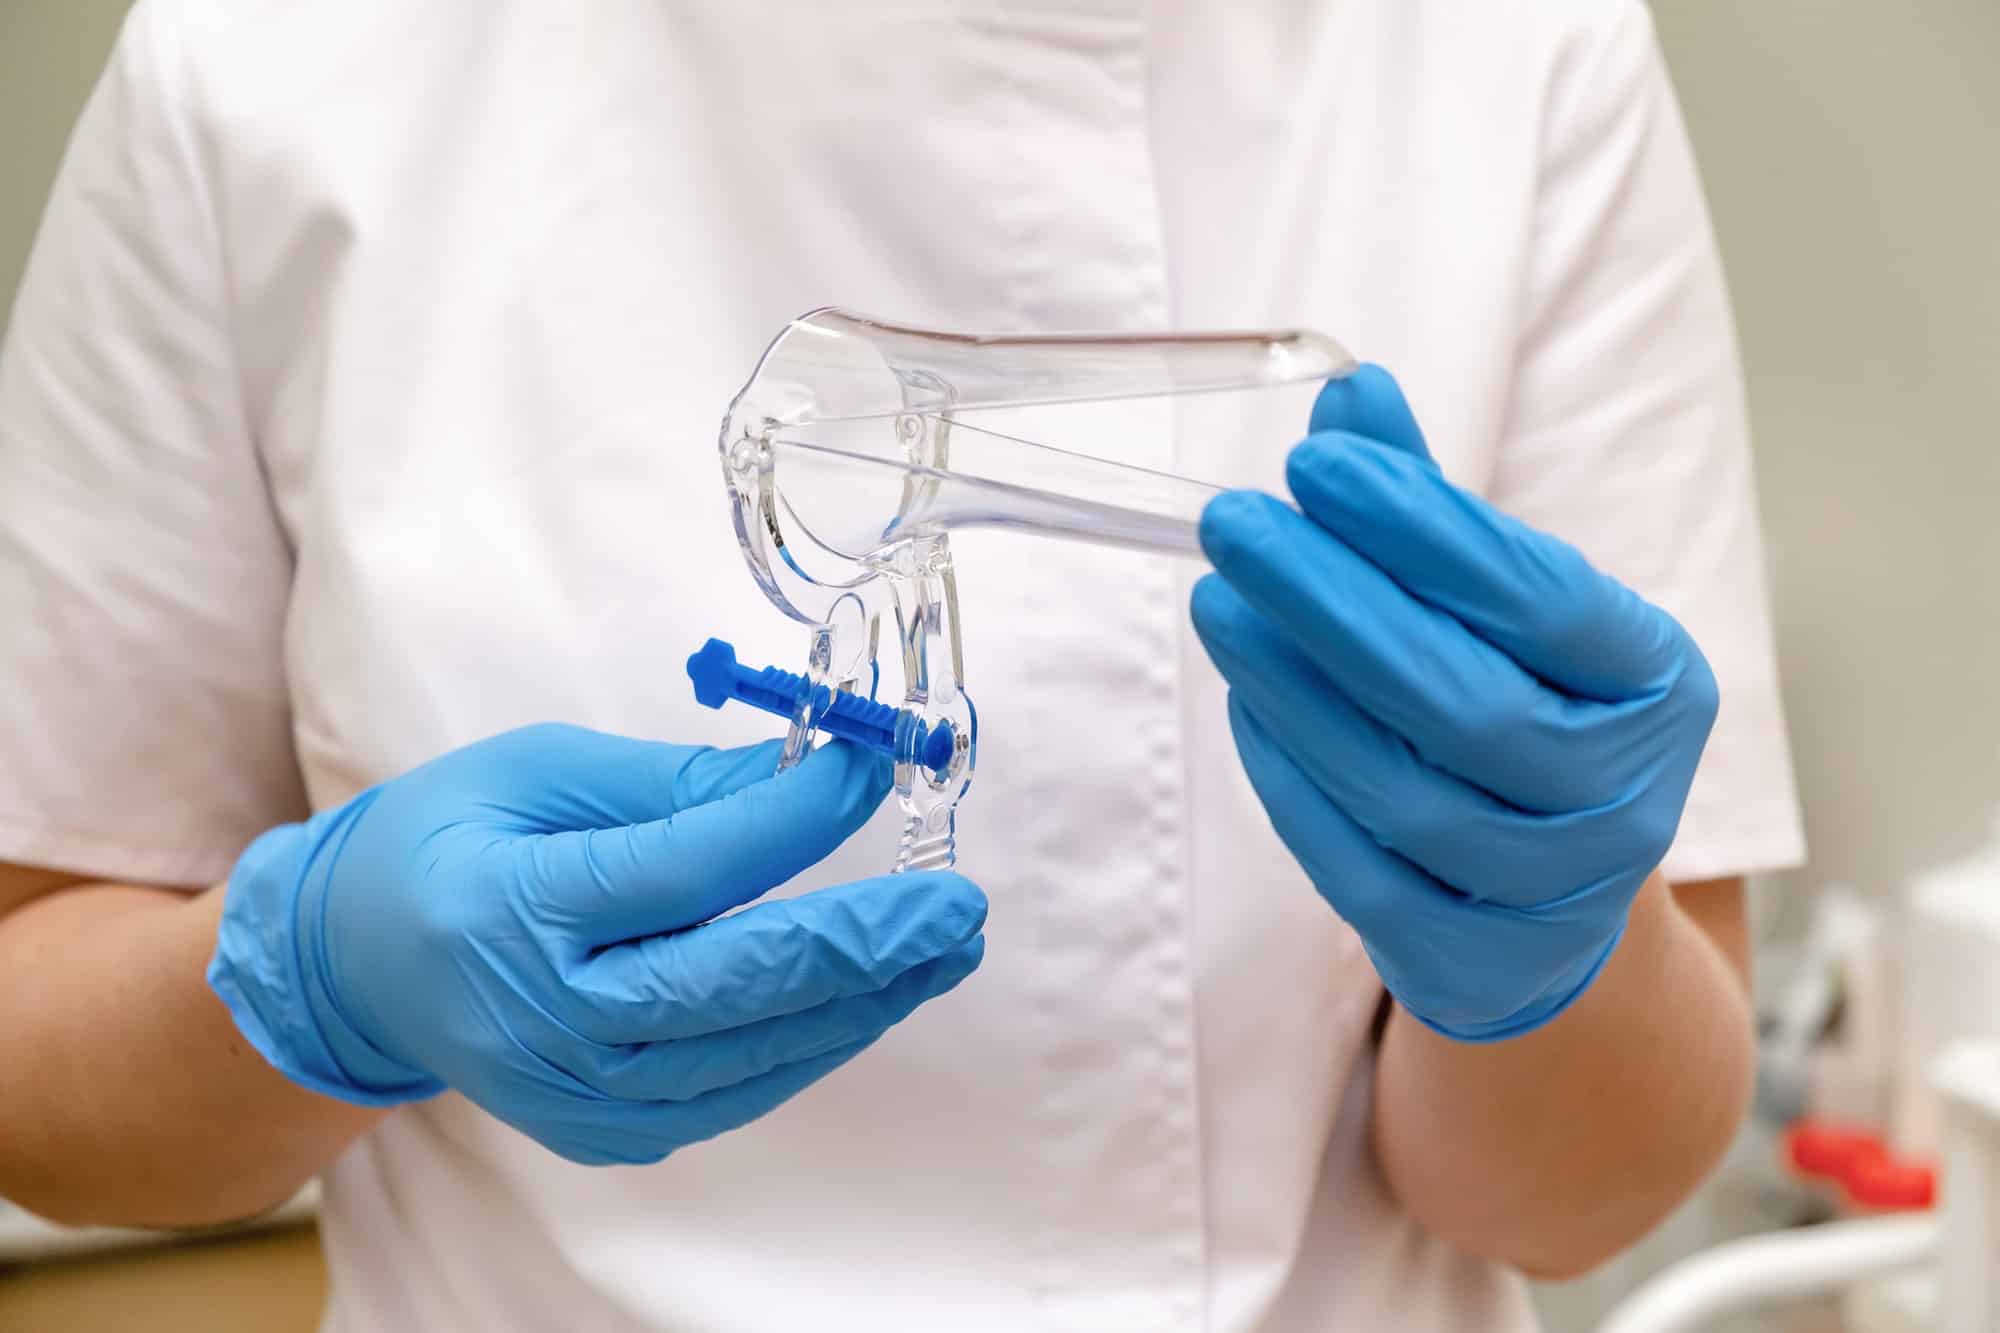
[1192,366,1718,1042]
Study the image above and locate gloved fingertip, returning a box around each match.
[1282,434,1350,518]
[948,932,985,972]
[842,736,897,793]
[1187,571,1240,642]
[731,736,789,765]
[932,872,988,932]
[1223,688,1268,749]
[1283,427,1339,471]
[924,935,987,993]
[665,737,786,809]
[1284,426,1382,493]
[1224,691,1313,790]
[788,735,895,810]
[1189,581,1282,693]
[1285,431,1446,541]
[862,743,896,794]
[903,869,988,942]
[1198,489,1284,568]
[1197,488,1261,540]
[1307,363,1433,463]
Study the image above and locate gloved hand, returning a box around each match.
[209,724,986,1164]
[1192,366,1717,1042]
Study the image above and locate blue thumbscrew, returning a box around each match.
[687,638,958,775]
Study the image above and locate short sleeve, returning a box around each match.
[1488,2,1805,882]
[0,1,305,887]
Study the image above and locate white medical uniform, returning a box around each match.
[0,0,1806,1328]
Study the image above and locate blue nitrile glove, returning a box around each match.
[1192,366,1717,1042]
[209,724,986,1165]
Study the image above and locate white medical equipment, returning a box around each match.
[1602,826,2000,1332]
[1600,1039,2000,1332]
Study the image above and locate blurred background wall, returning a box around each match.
[0,0,132,309]
[1657,0,2000,907]
[1538,4,2000,1326]
[4,2,1997,1330]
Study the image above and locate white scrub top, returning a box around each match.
[0,1,1806,1329]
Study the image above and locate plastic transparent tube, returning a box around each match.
[763,421,1218,563]
[715,308,1356,871]
[732,308,1348,424]
[722,309,1354,624]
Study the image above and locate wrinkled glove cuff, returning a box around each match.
[1386,925,1627,1045]
[208,799,444,1107]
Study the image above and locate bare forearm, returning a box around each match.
[1372,873,1753,1279]
[0,879,384,1228]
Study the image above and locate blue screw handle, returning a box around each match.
[688,638,957,774]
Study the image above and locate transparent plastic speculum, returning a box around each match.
[717,308,1355,871]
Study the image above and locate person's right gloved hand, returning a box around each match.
[208,724,987,1166]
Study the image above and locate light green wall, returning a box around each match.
[0,0,133,318]
[1655,1,2000,902]
[1545,8,2000,1328]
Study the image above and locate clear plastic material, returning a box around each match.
[716,308,1356,871]
[722,309,1352,622]
[763,421,1217,563]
